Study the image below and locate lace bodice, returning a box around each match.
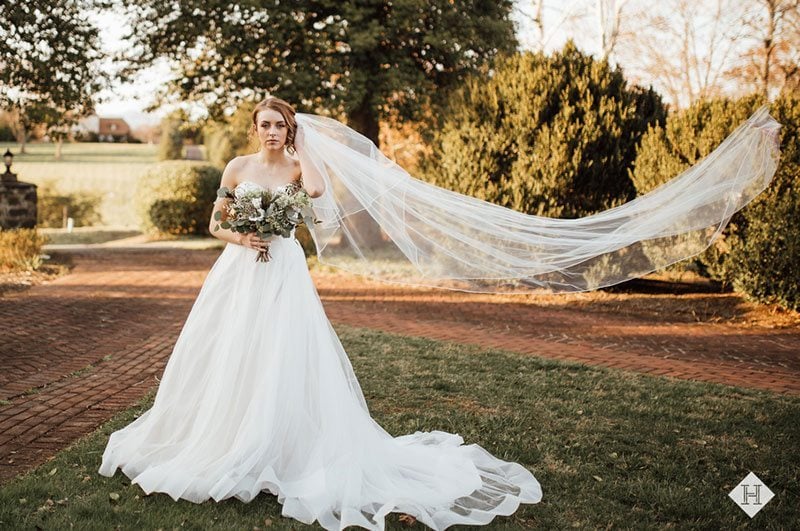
[234,177,303,197]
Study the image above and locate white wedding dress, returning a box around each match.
[98,180,543,530]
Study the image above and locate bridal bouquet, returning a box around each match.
[213,185,319,262]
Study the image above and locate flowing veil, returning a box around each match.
[294,106,782,294]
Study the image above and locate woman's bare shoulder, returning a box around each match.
[229,154,253,168]
[221,155,250,188]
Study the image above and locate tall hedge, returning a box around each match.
[728,94,800,310]
[631,95,767,280]
[158,118,184,161]
[419,41,666,218]
[632,93,799,309]
[135,162,221,235]
[204,101,257,169]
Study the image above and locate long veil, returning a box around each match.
[294,106,782,294]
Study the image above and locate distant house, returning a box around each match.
[73,115,131,142]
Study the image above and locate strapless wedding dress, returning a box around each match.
[98,181,542,530]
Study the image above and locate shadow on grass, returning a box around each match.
[601,276,725,295]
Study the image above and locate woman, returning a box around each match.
[98,96,544,530]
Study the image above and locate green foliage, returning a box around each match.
[203,102,256,169]
[631,95,767,279]
[294,224,317,258]
[728,187,800,310]
[0,1,108,145]
[631,94,766,195]
[0,124,13,142]
[727,93,800,310]
[632,92,799,310]
[36,180,102,228]
[135,162,221,235]
[117,1,517,145]
[419,42,666,218]
[0,228,48,271]
[158,117,184,161]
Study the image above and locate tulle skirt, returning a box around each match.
[98,233,542,530]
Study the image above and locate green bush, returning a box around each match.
[204,128,237,169]
[36,180,102,228]
[203,102,256,169]
[294,224,317,258]
[631,92,799,309]
[727,93,800,310]
[158,118,184,161]
[728,186,800,310]
[631,94,766,279]
[0,228,48,271]
[135,161,221,235]
[419,41,666,218]
[0,124,14,142]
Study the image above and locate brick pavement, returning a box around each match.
[0,249,216,484]
[1,247,798,485]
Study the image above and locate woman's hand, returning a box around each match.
[238,232,271,251]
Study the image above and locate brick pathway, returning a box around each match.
[1,247,798,484]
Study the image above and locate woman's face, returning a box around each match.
[255,108,289,152]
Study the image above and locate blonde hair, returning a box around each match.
[248,96,297,154]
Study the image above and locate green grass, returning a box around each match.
[2,142,162,227]
[0,142,159,164]
[0,325,797,529]
[39,227,143,246]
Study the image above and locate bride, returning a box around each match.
[98,96,544,530]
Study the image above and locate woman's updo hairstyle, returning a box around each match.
[249,96,298,155]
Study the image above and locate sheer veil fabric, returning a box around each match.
[295,105,782,293]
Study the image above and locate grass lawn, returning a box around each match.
[38,227,144,246]
[0,142,204,228]
[0,325,797,529]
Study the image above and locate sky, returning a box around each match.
[91,9,174,129]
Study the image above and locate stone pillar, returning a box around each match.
[0,175,38,229]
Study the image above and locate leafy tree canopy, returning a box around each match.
[112,0,518,144]
[0,0,109,147]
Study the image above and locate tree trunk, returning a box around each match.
[55,137,63,160]
[345,100,384,250]
[762,0,777,99]
[347,100,381,148]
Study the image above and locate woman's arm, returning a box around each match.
[209,159,270,252]
[294,125,326,198]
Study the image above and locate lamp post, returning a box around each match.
[2,149,17,182]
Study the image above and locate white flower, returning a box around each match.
[251,198,262,209]
[248,208,265,221]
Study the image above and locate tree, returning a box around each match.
[112,0,517,146]
[158,113,185,161]
[631,92,799,309]
[725,0,800,99]
[31,104,78,160]
[612,0,747,109]
[419,43,666,219]
[593,0,631,60]
[514,0,585,53]
[0,0,108,153]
